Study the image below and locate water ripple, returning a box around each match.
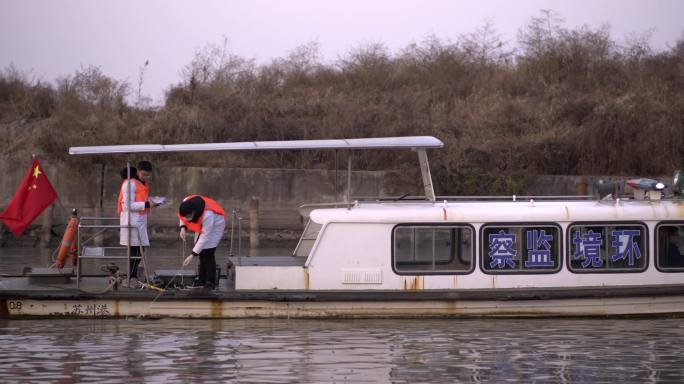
[2,318,684,383]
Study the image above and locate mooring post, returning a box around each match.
[249,197,259,255]
[0,220,5,247]
[40,204,54,248]
[576,178,588,196]
[94,162,105,246]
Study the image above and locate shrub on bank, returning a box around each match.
[0,13,682,196]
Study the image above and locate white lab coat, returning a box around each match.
[181,210,226,254]
[119,180,150,246]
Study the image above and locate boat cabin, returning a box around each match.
[69,136,684,292]
[233,198,684,290]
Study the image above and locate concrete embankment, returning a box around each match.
[0,159,670,247]
[0,161,386,247]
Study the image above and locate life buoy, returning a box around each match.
[55,217,79,269]
[69,241,78,266]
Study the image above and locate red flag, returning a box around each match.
[0,158,58,236]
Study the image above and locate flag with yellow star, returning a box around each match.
[0,158,57,236]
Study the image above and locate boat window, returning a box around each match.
[393,225,474,274]
[568,223,647,272]
[656,223,684,271]
[480,224,561,274]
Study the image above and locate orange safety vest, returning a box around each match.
[177,195,226,233]
[117,178,150,216]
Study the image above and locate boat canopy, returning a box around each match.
[68,136,443,155]
[68,135,443,201]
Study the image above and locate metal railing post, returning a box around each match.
[347,152,352,210]
[229,208,235,257]
[77,220,81,288]
[237,208,242,266]
[126,162,132,288]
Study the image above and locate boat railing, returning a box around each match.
[76,216,149,288]
[293,220,323,257]
[350,194,683,203]
[349,195,596,203]
[228,208,245,266]
[298,202,353,218]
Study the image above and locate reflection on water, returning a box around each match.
[1,318,684,383]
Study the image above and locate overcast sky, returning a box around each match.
[1,0,682,104]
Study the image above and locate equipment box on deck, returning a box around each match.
[151,270,196,287]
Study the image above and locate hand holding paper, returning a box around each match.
[149,196,167,207]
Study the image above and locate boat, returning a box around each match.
[2,136,684,319]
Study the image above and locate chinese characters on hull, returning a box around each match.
[611,230,642,265]
[488,230,517,268]
[571,225,645,270]
[572,230,603,268]
[525,230,554,268]
[485,226,557,271]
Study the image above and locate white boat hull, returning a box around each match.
[4,291,684,319]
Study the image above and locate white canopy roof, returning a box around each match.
[69,136,443,155]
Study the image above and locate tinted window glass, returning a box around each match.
[657,224,684,270]
[394,226,473,273]
[568,224,646,272]
[481,225,561,273]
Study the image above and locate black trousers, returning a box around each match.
[197,247,217,288]
[129,246,145,278]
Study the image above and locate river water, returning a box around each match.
[3,247,684,382]
[2,318,684,383]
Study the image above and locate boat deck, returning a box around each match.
[228,256,306,267]
[3,271,684,301]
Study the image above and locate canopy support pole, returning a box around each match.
[416,149,436,201]
[346,152,353,209]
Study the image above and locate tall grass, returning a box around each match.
[1,13,682,195]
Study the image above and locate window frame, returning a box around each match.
[655,221,684,273]
[391,223,476,276]
[479,222,563,275]
[566,221,649,274]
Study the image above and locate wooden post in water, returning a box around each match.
[249,197,259,255]
[0,220,5,247]
[40,204,54,248]
[576,178,588,196]
[94,163,105,246]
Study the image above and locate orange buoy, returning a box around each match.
[55,215,79,269]
[69,241,78,266]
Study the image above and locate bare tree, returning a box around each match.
[136,60,150,108]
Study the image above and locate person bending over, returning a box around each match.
[179,195,226,289]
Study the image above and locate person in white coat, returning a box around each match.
[179,195,226,289]
[118,161,158,279]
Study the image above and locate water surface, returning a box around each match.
[2,318,684,383]
[3,247,684,382]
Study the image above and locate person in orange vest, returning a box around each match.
[118,161,162,279]
[179,195,226,289]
